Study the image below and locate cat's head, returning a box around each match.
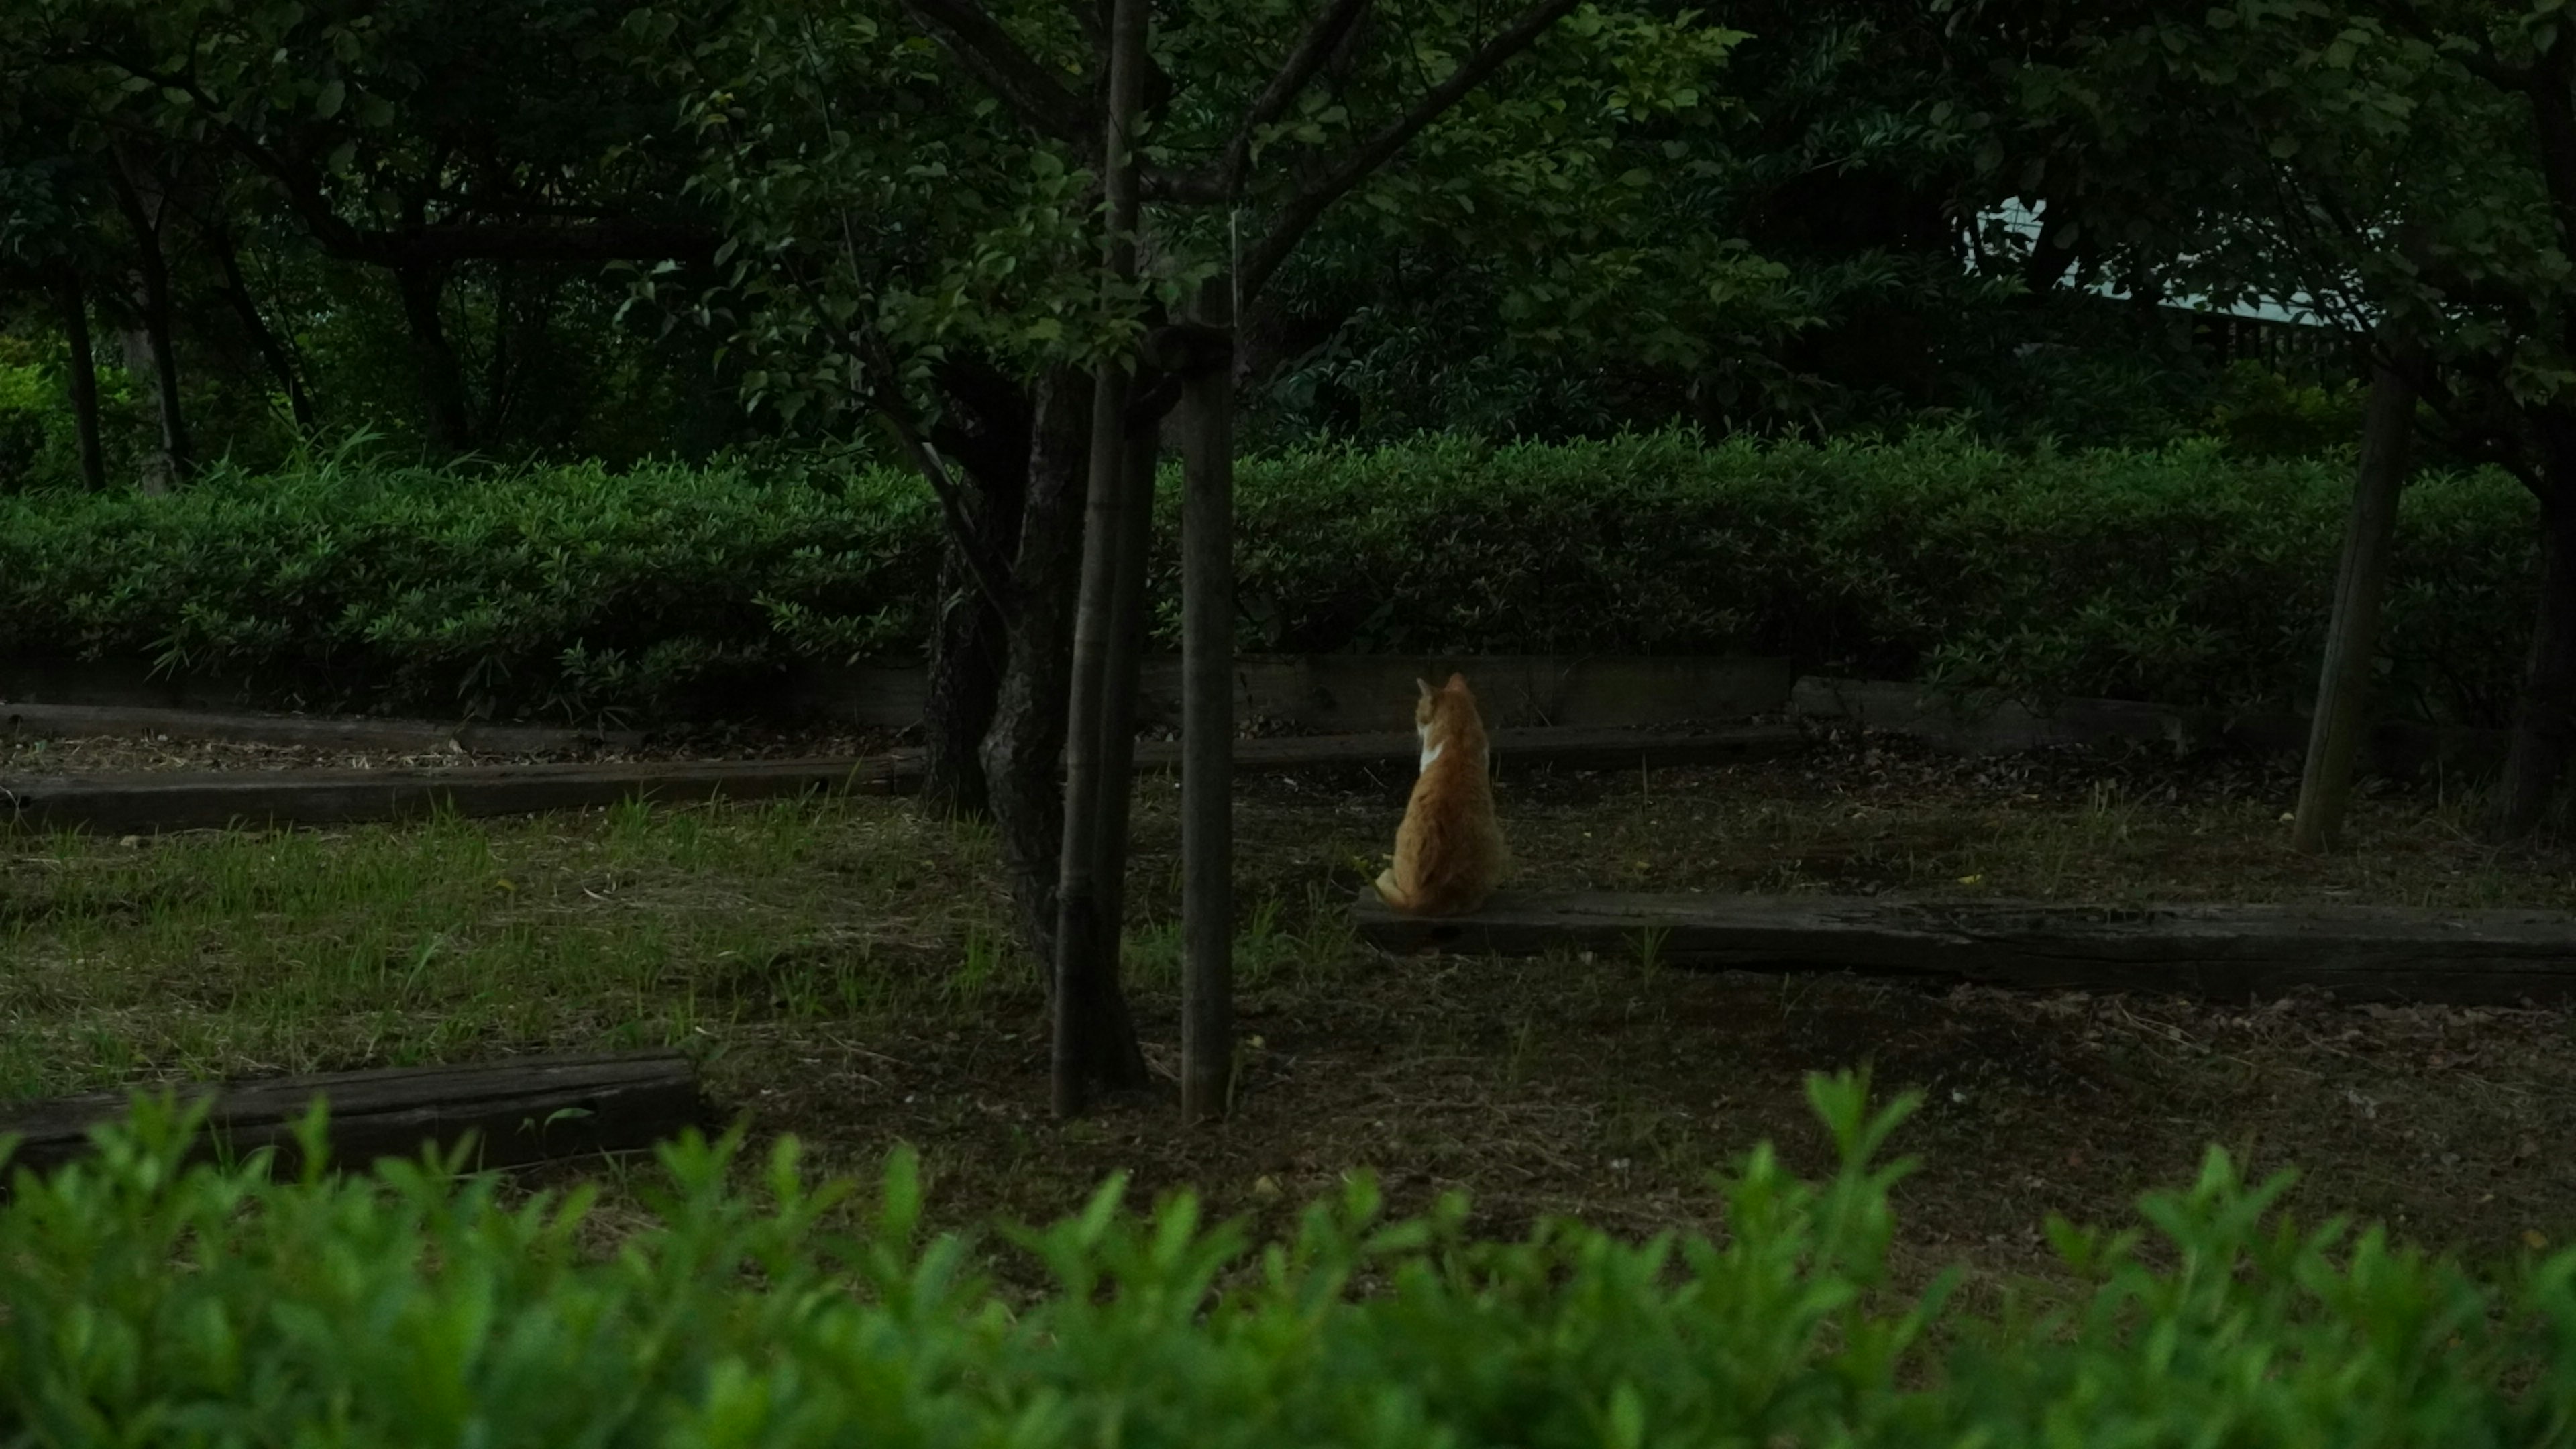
[1414,672,1481,732]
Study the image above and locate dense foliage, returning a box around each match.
[0,0,2402,488]
[0,433,2531,724]
[1,1074,2569,1445]
[0,444,937,720]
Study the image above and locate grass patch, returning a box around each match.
[4,734,2573,1292]
[0,795,1010,1102]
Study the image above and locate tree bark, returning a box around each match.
[1091,423,1161,981]
[107,154,191,490]
[1178,280,1236,1124]
[210,219,314,432]
[2293,352,2417,853]
[394,262,474,455]
[51,267,107,492]
[980,366,1092,965]
[921,543,1012,816]
[1052,364,1153,1114]
[1051,0,1152,1116]
[2493,419,2576,840]
[1049,303,1122,1109]
[920,360,1036,817]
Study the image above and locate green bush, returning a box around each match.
[0,431,2538,723]
[1199,431,2534,724]
[0,445,940,720]
[1,1073,2568,1446]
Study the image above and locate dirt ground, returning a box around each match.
[10,718,2573,1295]
[668,733,2576,1297]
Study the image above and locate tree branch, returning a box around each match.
[1235,0,1578,301]
[896,0,1093,146]
[843,308,1018,614]
[1225,0,1376,196]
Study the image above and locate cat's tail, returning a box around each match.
[1371,868,1413,911]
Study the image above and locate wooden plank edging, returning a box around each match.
[7,656,2506,777]
[0,756,918,834]
[1354,890,2576,1007]
[4,700,644,753]
[1,724,1803,833]
[0,1050,713,1182]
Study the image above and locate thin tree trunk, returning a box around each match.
[1051,0,1152,1116]
[484,266,517,444]
[1053,366,1152,1114]
[1178,280,1236,1124]
[981,366,1092,965]
[52,267,107,492]
[115,324,172,495]
[922,545,1012,816]
[211,219,314,432]
[107,155,191,489]
[2019,195,2082,302]
[394,263,474,455]
[2293,352,2417,853]
[1091,423,1161,980]
[2493,437,2576,841]
[920,368,1035,818]
[1049,312,1123,1106]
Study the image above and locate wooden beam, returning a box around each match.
[1790,675,2504,775]
[1353,890,2576,1006]
[786,653,1797,730]
[0,1051,712,1183]
[3,700,644,754]
[1207,722,1804,775]
[3,726,1801,834]
[1,756,920,834]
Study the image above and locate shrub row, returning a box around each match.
[0,432,2538,723]
[0,449,943,720]
[3,1075,2569,1446]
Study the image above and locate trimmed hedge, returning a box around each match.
[1201,433,2535,726]
[0,451,942,720]
[0,433,2538,723]
[3,1074,2569,1445]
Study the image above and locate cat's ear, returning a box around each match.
[1446,672,1468,690]
[1416,677,1436,701]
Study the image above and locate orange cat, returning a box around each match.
[1373,673,1510,916]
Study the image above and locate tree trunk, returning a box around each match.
[1051,364,1152,1114]
[483,266,519,443]
[1048,0,1154,1116]
[394,263,474,455]
[211,220,314,432]
[921,547,1012,816]
[2293,352,2417,853]
[51,267,107,492]
[2019,195,2082,302]
[107,155,191,490]
[2493,427,2576,841]
[1091,423,1161,979]
[1178,280,1237,1124]
[116,325,173,496]
[980,366,1092,965]
[920,362,1036,817]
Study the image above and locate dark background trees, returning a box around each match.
[1,0,2368,494]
